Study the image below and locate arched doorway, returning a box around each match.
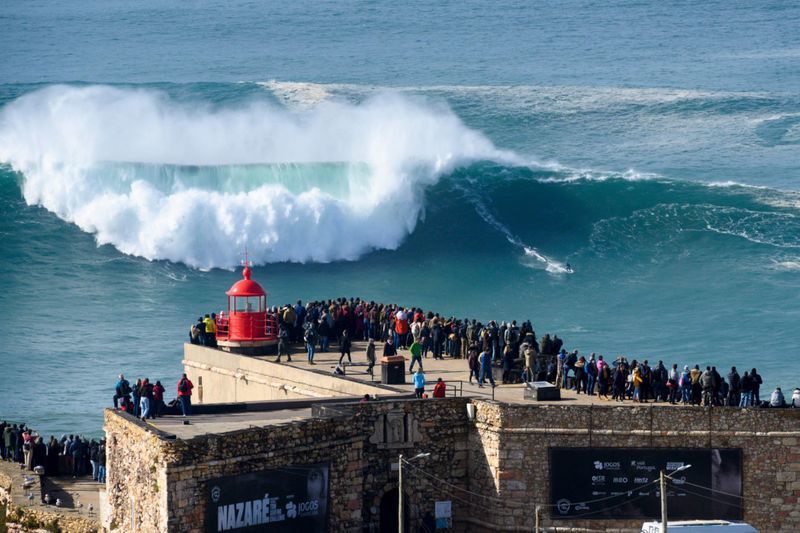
[379,488,409,533]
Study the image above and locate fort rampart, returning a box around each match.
[104,399,800,532]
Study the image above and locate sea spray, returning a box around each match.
[0,85,518,268]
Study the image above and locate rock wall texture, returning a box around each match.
[105,401,800,532]
[470,402,800,532]
[104,410,171,532]
[105,398,471,532]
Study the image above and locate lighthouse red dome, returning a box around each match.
[215,264,278,348]
[225,266,266,297]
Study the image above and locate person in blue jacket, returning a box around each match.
[113,374,131,409]
[479,349,496,388]
[413,369,426,398]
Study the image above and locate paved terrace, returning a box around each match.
[250,339,617,406]
[150,407,312,439]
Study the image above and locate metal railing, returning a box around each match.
[445,380,464,398]
[216,312,279,341]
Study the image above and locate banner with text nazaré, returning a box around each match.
[206,462,330,532]
[550,448,742,520]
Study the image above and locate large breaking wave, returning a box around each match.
[0,85,519,269]
[3,82,800,274]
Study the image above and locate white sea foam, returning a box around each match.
[522,246,572,274]
[537,169,661,184]
[0,85,519,269]
[772,259,800,271]
[259,80,771,114]
[260,80,336,109]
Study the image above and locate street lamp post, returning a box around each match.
[660,470,667,533]
[399,454,403,533]
[660,464,692,533]
[398,452,430,533]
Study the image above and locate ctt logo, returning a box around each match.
[211,486,221,503]
[556,499,571,515]
[591,475,606,484]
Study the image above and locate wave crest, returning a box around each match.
[0,85,517,268]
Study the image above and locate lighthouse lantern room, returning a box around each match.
[215,264,278,355]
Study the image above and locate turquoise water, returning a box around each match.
[1,0,800,436]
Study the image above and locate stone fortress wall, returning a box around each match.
[104,398,471,532]
[471,402,800,531]
[105,399,800,532]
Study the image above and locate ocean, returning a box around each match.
[1,0,799,436]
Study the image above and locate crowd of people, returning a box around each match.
[189,314,217,347]
[112,373,194,418]
[1,421,107,481]
[210,297,559,369]
[552,353,800,408]
[185,296,798,409]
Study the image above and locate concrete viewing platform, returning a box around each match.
[214,340,681,406]
[265,344,594,405]
[164,339,767,440]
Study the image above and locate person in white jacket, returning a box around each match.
[770,387,786,408]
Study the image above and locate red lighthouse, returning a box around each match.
[215,264,278,355]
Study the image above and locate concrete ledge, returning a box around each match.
[191,394,415,415]
[106,408,178,441]
[183,343,395,404]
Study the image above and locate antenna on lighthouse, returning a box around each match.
[241,247,252,279]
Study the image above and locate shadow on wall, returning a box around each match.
[379,487,402,533]
[468,424,500,525]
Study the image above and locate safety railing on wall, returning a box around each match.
[446,381,464,398]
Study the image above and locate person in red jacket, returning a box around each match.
[152,381,166,418]
[177,373,194,417]
[432,377,447,398]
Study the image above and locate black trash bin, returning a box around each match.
[381,355,406,385]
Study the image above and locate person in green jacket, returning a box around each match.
[409,340,423,373]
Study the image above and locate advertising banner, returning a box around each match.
[207,462,329,532]
[549,448,741,520]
